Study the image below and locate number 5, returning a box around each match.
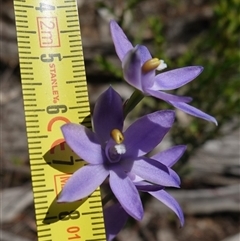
[41,53,62,62]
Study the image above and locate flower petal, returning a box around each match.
[135,181,163,192]
[152,66,204,90]
[149,189,184,226]
[104,203,129,241]
[137,44,152,64]
[123,157,179,187]
[135,45,156,91]
[169,101,218,125]
[110,20,133,61]
[109,166,143,220]
[169,168,181,185]
[93,87,124,144]
[141,71,156,92]
[122,47,143,91]
[151,145,187,167]
[58,164,109,202]
[148,89,193,103]
[123,110,175,158]
[128,172,144,182]
[61,123,104,164]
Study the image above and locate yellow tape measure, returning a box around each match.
[13,0,106,240]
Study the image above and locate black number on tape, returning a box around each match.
[47,105,67,114]
[59,210,80,221]
[41,53,62,63]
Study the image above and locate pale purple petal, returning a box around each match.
[169,169,181,185]
[93,87,123,144]
[58,164,109,202]
[151,66,204,90]
[61,123,104,164]
[136,45,156,90]
[141,70,156,92]
[151,145,187,167]
[128,172,144,182]
[110,20,133,61]
[169,101,218,125]
[109,166,143,220]
[104,203,129,241]
[137,45,152,64]
[147,89,193,103]
[122,157,179,187]
[149,189,184,226]
[122,47,143,90]
[123,110,175,158]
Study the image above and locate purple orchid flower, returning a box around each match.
[110,20,217,125]
[58,87,179,221]
[104,145,185,241]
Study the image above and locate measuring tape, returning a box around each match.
[13,0,106,240]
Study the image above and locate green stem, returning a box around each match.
[123,89,144,118]
[102,192,115,206]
